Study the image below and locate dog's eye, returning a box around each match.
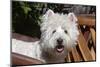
[64,30,68,34]
[52,30,56,34]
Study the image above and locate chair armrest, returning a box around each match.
[12,52,43,66]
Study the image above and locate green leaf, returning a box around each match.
[22,6,32,15]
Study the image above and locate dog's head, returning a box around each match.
[40,9,79,54]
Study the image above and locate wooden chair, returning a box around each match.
[66,14,96,62]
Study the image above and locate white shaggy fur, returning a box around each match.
[12,9,79,63]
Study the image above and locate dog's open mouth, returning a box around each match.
[55,45,64,53]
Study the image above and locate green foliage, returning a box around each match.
[12,1,44,38]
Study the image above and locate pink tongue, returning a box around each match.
[57,48,64,52]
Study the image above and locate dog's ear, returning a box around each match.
[44,9,54,18]
[67,13,77,22]
[46,9,54,17]
[40,10,54,33]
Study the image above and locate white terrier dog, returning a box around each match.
[12,9,79,63]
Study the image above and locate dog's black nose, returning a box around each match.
[57,38,63,45]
